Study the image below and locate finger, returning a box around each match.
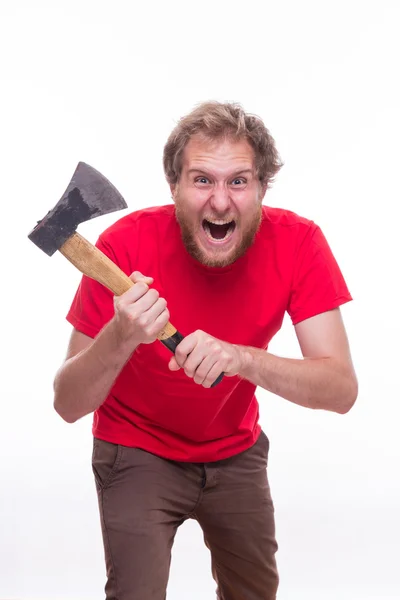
[192,354,219,386]
[181,346,208,378]
[140,297,168,324]
[168,357,181,371]
[174,332,201,367]
[130,271,154,285]
[202,361,226,388]
[121,284,158,307]
[128,297,168,331]
[144,306,170,338]
[129,304,170,342]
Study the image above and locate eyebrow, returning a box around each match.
[187,168,254,177]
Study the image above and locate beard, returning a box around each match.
[174,195,263,268]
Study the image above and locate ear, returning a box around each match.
[170,183,177,201]
[259,182,268,201]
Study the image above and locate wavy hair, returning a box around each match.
[163,101,283,188]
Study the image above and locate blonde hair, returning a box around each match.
[163,101,283,188]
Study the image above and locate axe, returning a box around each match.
[28,162,223,387]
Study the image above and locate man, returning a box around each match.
[54,101,358,599]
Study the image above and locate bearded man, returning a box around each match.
[54,101,358,600]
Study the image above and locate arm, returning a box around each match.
[239,309,358,413]
[54,272,170,423]
[169,308,358,414]
[53,324,140,423]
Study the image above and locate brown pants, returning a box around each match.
[92,431,279,599]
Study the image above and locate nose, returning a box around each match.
[209,184,231,214]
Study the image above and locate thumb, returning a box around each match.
[169,357,181,371]
[130,271,154,285]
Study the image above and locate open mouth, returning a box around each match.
[202,219,236,242]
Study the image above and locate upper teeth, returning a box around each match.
[206,219,233,225]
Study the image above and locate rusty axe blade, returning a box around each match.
[28,162,127,256]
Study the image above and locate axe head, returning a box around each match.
[28,162,128,256]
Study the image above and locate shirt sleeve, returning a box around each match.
[66,236,118,338]
[287,224,353,325]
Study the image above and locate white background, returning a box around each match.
[1,0,399,598]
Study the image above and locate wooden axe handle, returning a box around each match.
[59,232,224,387]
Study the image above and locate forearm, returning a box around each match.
[54,320,139,423]
[238,347,357,414]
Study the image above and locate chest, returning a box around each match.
[152,254,290,350]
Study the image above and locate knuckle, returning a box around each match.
[175,349,184,362]
[147,325,158,337]
[137,313,148,327]
[126,308,138,322]
[194,369,206,383]
[133,282,148,298]
[115,294,126,308]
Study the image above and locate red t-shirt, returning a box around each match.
[66,204,352,462]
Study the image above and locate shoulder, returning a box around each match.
[99,204,176,244]
[262,205,315,231]
[261,205,321,246]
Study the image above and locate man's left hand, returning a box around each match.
[169,330,249,388]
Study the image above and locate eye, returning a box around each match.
[231,178,246,186]
[195,177,210,184]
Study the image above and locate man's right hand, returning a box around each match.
[112,271,170,346]
[54,271,170,423]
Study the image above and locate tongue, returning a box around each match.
[209,222,230,239]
